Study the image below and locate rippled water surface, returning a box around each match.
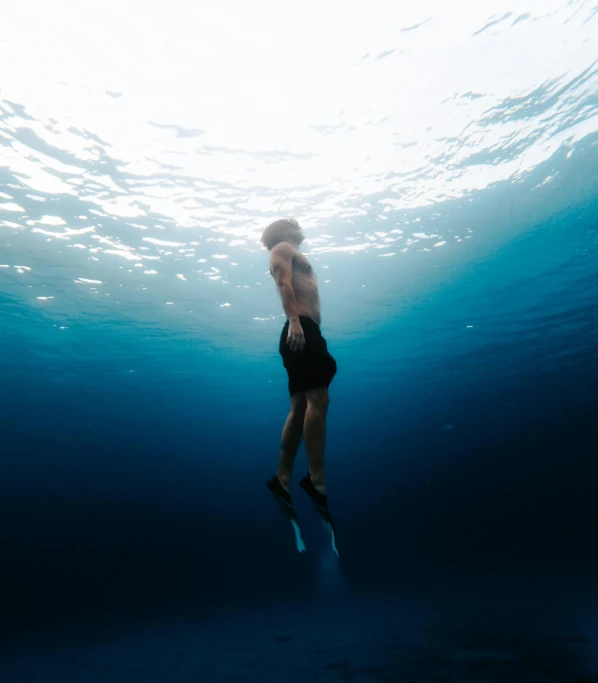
[2,0,597,342]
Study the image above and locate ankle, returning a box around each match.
[276,473,291,491]
[309,473,326,495]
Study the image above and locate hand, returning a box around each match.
[287,319,305,352]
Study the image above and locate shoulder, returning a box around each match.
[270,241,296,259]
[270,242,297,269]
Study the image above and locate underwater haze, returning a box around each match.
[1,1,598,681]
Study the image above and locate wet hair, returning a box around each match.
[261,218,304,251]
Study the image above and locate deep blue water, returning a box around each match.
[2,3,598,681]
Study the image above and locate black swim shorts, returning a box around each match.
[279,315,337,396]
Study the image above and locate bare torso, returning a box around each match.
[272,243,321,325]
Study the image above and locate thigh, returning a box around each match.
[290,392,307,414]
[305,387,330,412]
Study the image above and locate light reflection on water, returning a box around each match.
[0,0,597,335]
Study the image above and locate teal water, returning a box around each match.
[1,2,598,681]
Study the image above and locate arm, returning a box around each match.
[270,245,299,322]
[270,245,305,351]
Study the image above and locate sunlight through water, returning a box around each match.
[1,0,597,340]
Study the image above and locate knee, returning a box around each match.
[289,407,306,425]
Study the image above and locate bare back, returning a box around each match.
[270,242,321,325]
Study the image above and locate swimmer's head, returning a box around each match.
[261,218,305,251]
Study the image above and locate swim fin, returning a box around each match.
[266,476,306,554]
[299,474,339,557]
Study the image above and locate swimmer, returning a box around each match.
[262,218,338,556]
